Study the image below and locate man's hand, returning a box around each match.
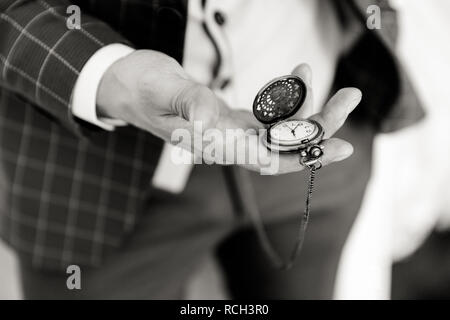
[250,64,362,174]
[97,49,361,175]
[97,50,224,141]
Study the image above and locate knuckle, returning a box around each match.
[171,82,199,119]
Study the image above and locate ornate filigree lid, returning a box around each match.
[253,75,307,124]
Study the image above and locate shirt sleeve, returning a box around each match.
[0,0,135,138]
[71,43,135,131]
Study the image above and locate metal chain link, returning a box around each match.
[248,165,317,270]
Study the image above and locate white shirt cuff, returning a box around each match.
[71,43,135,131]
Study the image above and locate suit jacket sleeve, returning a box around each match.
[0,0,131,137]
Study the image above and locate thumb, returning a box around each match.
[164,82,221,155]
[174,82,221,132]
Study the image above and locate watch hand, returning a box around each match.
[291,122,300,137]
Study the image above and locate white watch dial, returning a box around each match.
[269,120,316,145]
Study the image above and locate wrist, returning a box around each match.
[96,56,132,122]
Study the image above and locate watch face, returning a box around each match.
[264,119,323,152]
[269,120,317,146]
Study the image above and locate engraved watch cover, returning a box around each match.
[253,75,307,125]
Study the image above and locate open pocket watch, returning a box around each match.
[253,75,325,169]
[247,75,326,270]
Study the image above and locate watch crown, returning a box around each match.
[310,146,323,158]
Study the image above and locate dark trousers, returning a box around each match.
[19,122,374,299]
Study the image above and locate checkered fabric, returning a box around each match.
[0,0,423,270]
[0,0,187,269]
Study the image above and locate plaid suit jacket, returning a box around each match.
[0,0,424,270]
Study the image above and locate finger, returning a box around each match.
[291,63,312,87]
[290,63,314,118]
[149,82,221,154]
[185,84,221,132]
[272,139,352,174]
[173,82,220,133]
[310,87,362,139]
[243,137,353,175]
[320,138,354,165]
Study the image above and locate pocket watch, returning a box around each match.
[248,75,326,270]
[253,75,324,168]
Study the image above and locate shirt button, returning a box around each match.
[214,11,226,26]
[220,78,231,90]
